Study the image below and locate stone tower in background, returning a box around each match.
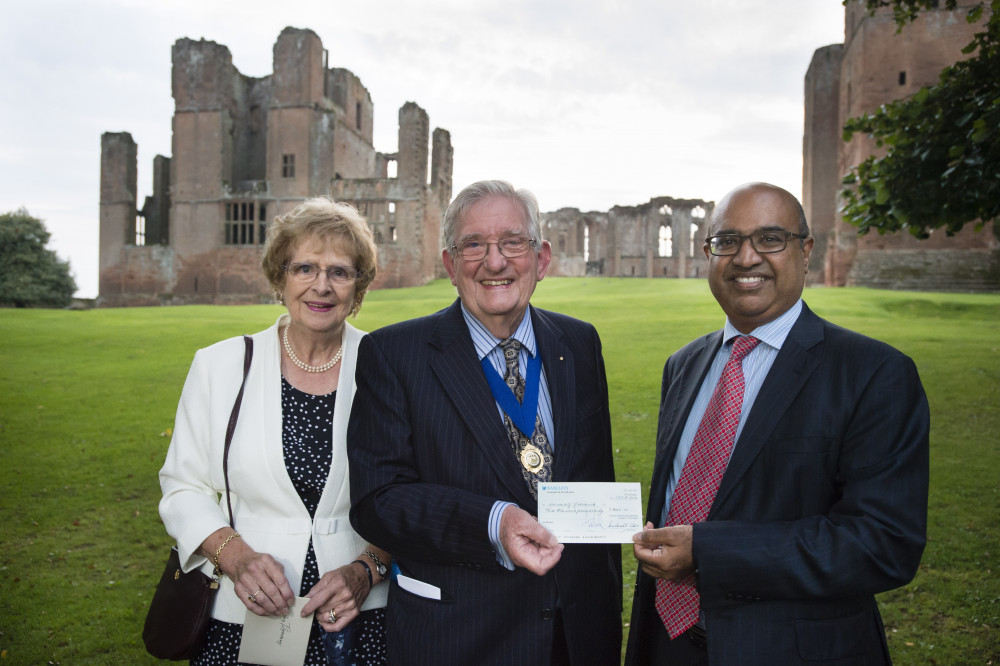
[99,27,452,306]
[803,1,997,291]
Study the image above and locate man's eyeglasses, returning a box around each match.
[451,235,537,262]
[705,231,810,256]
[284,262,362,284]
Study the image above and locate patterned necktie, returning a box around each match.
[500,338,554,499]
[655,335,761,638]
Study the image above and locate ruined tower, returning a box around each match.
[98,27,452,306]
[803,1,998,291]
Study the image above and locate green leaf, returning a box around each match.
[875,180,891,206]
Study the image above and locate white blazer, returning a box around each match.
[158,314,387,624]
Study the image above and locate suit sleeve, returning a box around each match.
[347,333,500,566]
[693,350,929,605]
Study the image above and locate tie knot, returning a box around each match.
[501,337,522,353]
[730,335,760,362]
[500,338,522,369]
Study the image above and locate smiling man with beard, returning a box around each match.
[625,182,929,665]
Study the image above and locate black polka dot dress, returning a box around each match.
[191,378,386,665]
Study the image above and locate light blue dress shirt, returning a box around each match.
[660,300,804,524]
[459,304,555,570]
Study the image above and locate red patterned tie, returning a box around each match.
[654,335,761,638]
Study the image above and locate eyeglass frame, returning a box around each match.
[283,262,363,284]
[705,230,810,256]
[449,234,538,262]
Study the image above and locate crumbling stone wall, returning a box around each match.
[99,28,452,306]
[542,197,714,279]
[803,1,998,291]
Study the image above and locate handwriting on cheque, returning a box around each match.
[538,482,643,543]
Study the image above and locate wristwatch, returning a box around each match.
[363,550,388,580]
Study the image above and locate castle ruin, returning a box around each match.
[101,7,999,303]
[541,198,714,279]
[803,0,998,291]
[99,27,452,306]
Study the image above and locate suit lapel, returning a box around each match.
[531,307,574,481]
[647,332,721,522]
[428,301,537,508]
[711,306,825,514]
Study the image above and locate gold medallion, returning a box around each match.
[520,444,544,474]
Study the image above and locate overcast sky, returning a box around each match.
[0,0,846,298]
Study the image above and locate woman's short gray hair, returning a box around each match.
[442,180,542,250]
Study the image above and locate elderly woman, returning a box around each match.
[159,197,388,665]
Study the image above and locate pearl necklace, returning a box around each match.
[282,325,343,373]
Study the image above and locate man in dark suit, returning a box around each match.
[625,182,929,665]
[348,180,622,666]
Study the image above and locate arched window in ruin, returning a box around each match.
[659,204,673,216]
[135,214,146,246]
[584,225,590,262]
[658,224,672,257]
[692,206,706,219]
[690,223,699,257]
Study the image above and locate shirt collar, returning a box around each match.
[460,303,537,360]
[722,299,803,351]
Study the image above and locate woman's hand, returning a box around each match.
[301,561,371,631]
[199,529,296,617]
[227,547,297,617]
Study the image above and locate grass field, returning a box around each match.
[1,277,998,664]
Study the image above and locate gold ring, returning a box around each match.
[328,609,337,623]
[248,589,261,604]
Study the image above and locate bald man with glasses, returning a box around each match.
[625,182,929,665]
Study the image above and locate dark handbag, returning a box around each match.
[142,335,253,660]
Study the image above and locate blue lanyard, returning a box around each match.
[480,348,541,439]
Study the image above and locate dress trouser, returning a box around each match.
[648,619,709,666]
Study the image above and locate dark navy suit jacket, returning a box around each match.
[349,300,622,666]
[625,303,929,665]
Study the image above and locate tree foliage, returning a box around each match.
[0,209,77,307]
[840,0,1000,238]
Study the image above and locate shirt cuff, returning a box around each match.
[489,501,516,571]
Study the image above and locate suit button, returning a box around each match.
[540,609,554,620]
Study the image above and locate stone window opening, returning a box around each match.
[134,213,146,247]
[387,160,397,179]
[225,200,268,246]
[584,225,590,262]
[389,202,396,217]
[659,204,672,216]
[658,224,673,257]
[691,206,706,219]
[389,226,397,242]
[356,101,362,130]
[898,71,907,86]
[690,223,699,257]
[282,154,295,178]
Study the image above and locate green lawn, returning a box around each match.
[1,278,997,664]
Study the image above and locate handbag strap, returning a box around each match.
[222,335,253,529]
